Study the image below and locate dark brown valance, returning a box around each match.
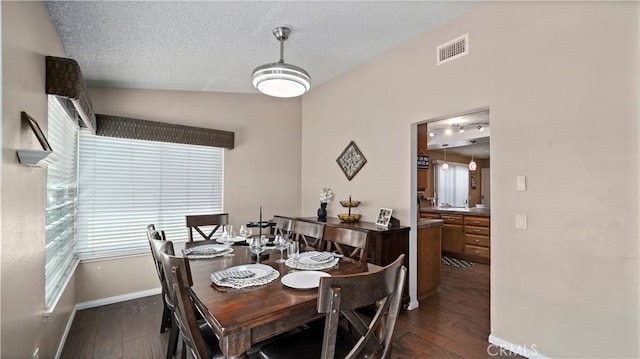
[45,56,97,133]
[96,114,234,149]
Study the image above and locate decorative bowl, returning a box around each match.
[338,214,361,222]
[339,200,361,207]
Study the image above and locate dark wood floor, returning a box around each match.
[61,262,519,359]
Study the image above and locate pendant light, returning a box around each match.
[442,144,449,171]
[468,140,477,171]
[252,26,311,98]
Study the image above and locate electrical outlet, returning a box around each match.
[516,214,527,229]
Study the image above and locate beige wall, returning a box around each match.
[301,2,639,358]
[1,2,76,358]
[78,87,302,301]
[75,256,157,303]
[2,1,639,358]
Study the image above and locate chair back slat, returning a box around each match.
[317,254,406,359]
[273,215,294,237]
[321,226,368,262]
[292,220,324,249]
[162,250,211,359]
[186,213,229,241]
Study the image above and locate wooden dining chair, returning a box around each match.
[186,213,229,242]
[258,254,407,359]
[160,242,224,359]
[146,227,172,334]
[272,215,294,237]
[147,230,181,358]
[291,220,325,250]
[146,224,157,239]
[320,226,369,263]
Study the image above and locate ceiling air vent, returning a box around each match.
[437,33,469,65]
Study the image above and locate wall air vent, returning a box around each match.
[437,33,469,65]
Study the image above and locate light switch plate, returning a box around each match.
[516,214,527,229]
[516,176,526,191]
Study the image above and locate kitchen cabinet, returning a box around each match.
[417,220,442,299]
[420,212,441,220]
[441,214,465,254]
[464,216,490,263]
[420,209,491,264]
[417,123,429,191]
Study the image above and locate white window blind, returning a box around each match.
[46,96,79,310]
[77,133,224,260]
[436,162,469,207]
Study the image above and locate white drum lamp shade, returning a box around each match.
[252,26,311,98]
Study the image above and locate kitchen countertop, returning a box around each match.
[420,207,491,217]
[417,218,443,229]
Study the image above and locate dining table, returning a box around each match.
[186,244,369,358]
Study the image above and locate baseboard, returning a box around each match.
[54,307,77,359]
[75,287,161,310]
[488,334,550,359]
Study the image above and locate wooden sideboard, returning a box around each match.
[297,217,411,303]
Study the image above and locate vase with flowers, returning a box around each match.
[317,187,333,222]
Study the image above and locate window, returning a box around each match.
[45,96,79,310]
[435,162,469,207]
[77,133,224,259]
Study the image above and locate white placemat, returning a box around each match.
[210,264,280,289]
[184,247,233,259]
[285,252,340,270]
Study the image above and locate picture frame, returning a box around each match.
[417,155,429,170]
[375,208,393,228]
[22,111,52,151]
[336,141,367,181]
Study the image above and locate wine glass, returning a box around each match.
[239,225,250,240]
[220,225,229,243]
[274,234,289,263]
[249,235,267,264]
[221,225,235,256]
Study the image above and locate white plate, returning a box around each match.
[223,263,274,281]
[281,271,331,289]
[216,236,246,244]
[297,251,334,265]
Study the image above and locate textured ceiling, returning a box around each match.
[46,1,475,94]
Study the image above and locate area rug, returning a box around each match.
[441,256,475,269]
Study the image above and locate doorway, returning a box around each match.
[411,106,491,309]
